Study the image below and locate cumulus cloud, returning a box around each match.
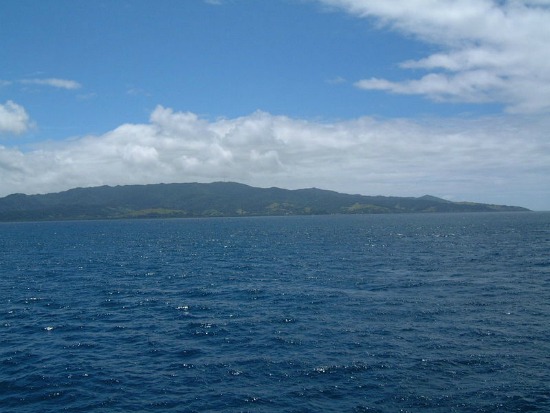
[318,0,550,113]
[0,101,32,135]
[21,78,82,90]
[0,106,548,209]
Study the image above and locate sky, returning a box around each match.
[1,0,549,210]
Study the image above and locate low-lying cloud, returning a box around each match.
[1,105,548,209]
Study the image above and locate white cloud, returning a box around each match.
[0,101,32,135]
[0,106,548,209]
[356,71,504,103]
[126,87,150,97]
[21,78,82,90]
[317,0,550,113]
[77,92,97,101]
[326,76,347,85]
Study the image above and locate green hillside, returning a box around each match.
[0,182,529,221]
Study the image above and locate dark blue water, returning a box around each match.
[1,213,549,412]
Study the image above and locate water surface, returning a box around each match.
[1,213,549,412]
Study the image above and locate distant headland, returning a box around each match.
[0,182,529,222]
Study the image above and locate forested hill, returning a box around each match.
[0,182,529,221]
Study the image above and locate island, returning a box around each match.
[0,182,529,222]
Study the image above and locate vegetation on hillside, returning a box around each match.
[0,182,529,221]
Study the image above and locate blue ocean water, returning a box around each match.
[1,212,549,412]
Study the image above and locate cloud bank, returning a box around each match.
[318,0,550,113]
[1,105,548,209]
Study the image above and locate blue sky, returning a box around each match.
[1,0,549,210]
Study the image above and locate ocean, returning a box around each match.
[1,212,549,412]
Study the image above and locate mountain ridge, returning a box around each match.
[0,182,529,221]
